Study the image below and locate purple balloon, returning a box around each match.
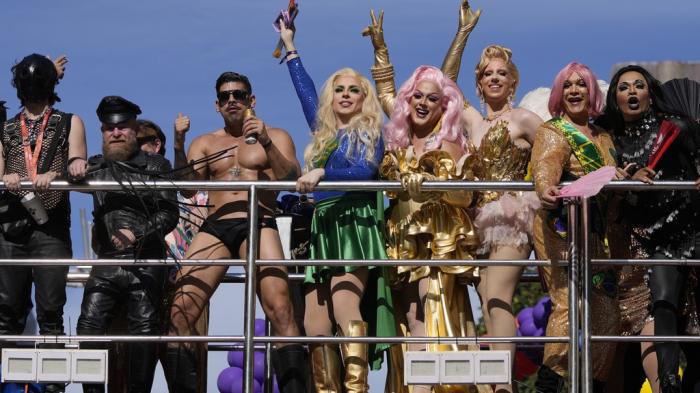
[519,319,539,337]
[255,319,267,336]
[533,303,547,328]
[228,351,244,368]
[517,307,534,325]
[254,351,266,382]
[218,367,242,393]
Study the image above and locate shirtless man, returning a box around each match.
[166,71,307,393]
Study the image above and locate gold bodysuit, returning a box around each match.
[380,147,486,393]
[469,120,540,254]
[531,121,620,381]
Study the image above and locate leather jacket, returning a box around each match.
[86,150,179,258]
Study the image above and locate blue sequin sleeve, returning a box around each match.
[286,57,318,129]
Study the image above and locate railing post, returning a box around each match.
[581,198,592,392]
[567,197,581,392]
[244,185,260,393]
[264,318,273,393]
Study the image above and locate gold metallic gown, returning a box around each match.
[531,122,620,380]
[380,147,488,393]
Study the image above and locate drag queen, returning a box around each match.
[441,4,543,388]
[364,13,487,393]
[603,65,700,393]
[279,22,395,393]
[531,62,620,392]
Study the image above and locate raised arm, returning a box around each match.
[280,22,319,129]
[441,0,481,82]
[176,131,209,198]
[362,9,396,116]
[244,118,301,181]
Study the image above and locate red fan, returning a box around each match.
[648,120,681,170]
[661,78,700,122]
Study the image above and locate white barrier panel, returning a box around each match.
[1,349,108,384]
[404,350,510,385]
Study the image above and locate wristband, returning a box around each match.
[261,138,273,149]
[67,157,86,165]
[279,50,298,64]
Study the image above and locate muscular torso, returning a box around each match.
[197,129,279,219]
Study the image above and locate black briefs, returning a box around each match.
[199,217,278,258]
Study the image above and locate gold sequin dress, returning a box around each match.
[380,147,486,393]
[470,120,540,255]
[531,121,620,381]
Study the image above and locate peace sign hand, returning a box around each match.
[361,9,386,50]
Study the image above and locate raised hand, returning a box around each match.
[361,9,386,50]
[457,0,481,31]
[174,113,191,150]
[48,54,68,80]
[279,18,296,50]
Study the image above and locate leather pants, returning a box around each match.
[649,233,700,387]
[77,265,167,393]
[0,226,70,336]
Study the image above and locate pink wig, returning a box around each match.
[384,65,466,152]
[548,62,604,118]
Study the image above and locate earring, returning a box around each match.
[508,91,515,109]
[477,89,485,115]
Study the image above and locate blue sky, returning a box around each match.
[2,0,699,391]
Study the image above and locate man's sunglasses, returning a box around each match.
[217,89,250,102]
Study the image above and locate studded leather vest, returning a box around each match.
[2,109,71,212]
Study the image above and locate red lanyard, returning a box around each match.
[19,109,51,181]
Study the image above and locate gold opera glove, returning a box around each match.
[340,321,370,393]
[441,0,482,82]
[309,344,342,393]
[362,9,396,116]
[401,173,440,203]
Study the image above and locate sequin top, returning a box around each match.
[614,114,700,258]
[313,132,384,202]
[532,121,617,197]
[286,57,384,202]
[469,120,531,207]
[286,57,319,129]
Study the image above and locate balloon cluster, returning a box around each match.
[218,319,279,393]
[516,296,551,337]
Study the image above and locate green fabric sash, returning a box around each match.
[547,117,607,238]
[311,137,339,169]
[548,117,605,173]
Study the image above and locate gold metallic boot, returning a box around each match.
[309,343,342,393]
[340,321,370,393]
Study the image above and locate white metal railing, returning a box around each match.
[0,179,697,392]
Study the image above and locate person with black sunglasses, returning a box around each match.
[166,71,307,393]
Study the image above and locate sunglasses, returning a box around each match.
[217,89,250,103]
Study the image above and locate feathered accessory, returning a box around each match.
[272,0,299,58]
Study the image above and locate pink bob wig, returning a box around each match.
[548,62,604,118]
[384,65,466,152]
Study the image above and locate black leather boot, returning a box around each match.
[271,344,310,393]
[535,365,567,393]
[660,373,681,393]
[164,344,198,393]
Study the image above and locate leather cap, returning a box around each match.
[96,95,141,124]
